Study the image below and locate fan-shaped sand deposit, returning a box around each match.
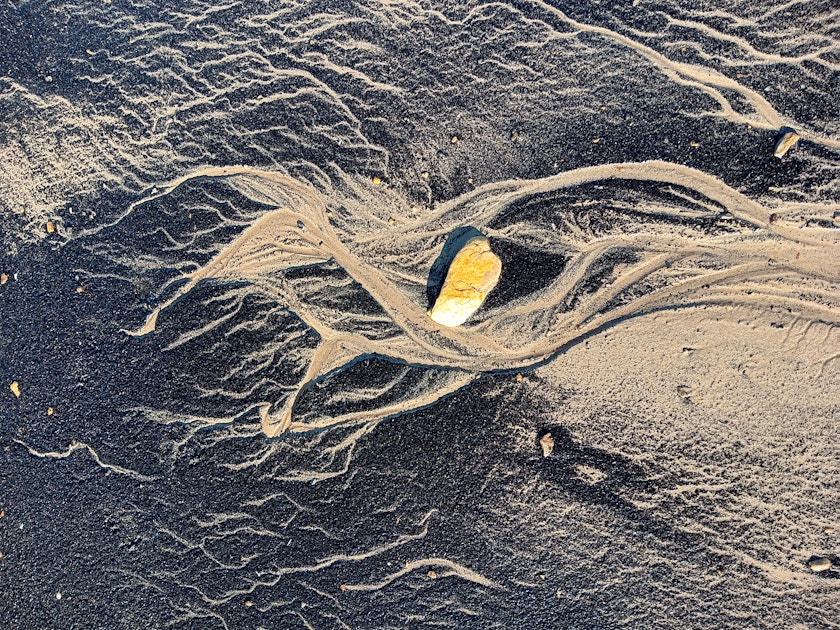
[125,160,839,438]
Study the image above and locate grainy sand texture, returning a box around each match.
[0,1,838,628]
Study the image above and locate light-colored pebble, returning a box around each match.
[429,236,501,327]
[808,557,832,572]
[774,130,800,158]
[539,433,555,458]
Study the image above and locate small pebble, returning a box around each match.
[9,382,20,398]
[808,557,832,572]
[774,130,800,158]
[55,592,62,600]
[676,385,692,398]
[46,221,56,234]
[372,176,382,185]
[428,570,437,579]
[539,433,555,458]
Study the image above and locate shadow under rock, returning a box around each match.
[535,424,715,556]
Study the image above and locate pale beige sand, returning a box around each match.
[531,305,838,586]
[124,161,839,440]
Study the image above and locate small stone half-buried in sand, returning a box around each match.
[428,235,502,327]
[774,128,800,158]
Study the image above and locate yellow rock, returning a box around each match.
[10,381,20,398]
[429,236,501,327]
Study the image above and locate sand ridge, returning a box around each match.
[117,160,839,438]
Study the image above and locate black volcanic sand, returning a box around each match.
[1,1,839,628]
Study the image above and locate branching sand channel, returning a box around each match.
[124,160,839,440]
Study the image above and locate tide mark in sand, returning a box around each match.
[525,0,840,151]
[12,438,157,482]
[341,557,502,592]
[125,161,839,439]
